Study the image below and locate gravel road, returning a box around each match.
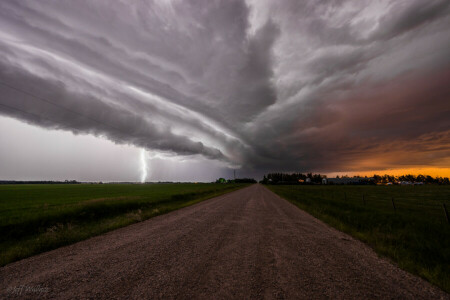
[1,184,448,299]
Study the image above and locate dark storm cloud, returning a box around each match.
[0,61,226,160]
[0,0,449,175]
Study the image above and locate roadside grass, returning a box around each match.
[0,183,248,266]
[267,185,450,293]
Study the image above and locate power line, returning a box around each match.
[0,80,121,131]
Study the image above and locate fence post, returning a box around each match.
[391,197,396,211]
[444,203,449,223]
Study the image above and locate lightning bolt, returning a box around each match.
[140,149,148,183]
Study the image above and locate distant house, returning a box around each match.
[305,178,311,183]
[322,178,327,185]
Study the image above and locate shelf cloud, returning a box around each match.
[0,0,449,176]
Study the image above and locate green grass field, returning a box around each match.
[0,183,247,266]
[268,184,450,293]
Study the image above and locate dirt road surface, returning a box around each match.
[1,184,448,299]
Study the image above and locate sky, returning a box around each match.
[0,0,449,182]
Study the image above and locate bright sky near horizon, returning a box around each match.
[0,0,449,181]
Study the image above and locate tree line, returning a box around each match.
[261,173,325,184]
[371,174,449,184]
[261,173,450,185]
[215,178,257,184]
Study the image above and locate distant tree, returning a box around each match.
[373,175,381,183]
[261,175,268,184]
[416,174,425,182]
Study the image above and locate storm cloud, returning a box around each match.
[0,0,449,177]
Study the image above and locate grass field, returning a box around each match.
[268,184,450,293]
[0,183,247,266]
